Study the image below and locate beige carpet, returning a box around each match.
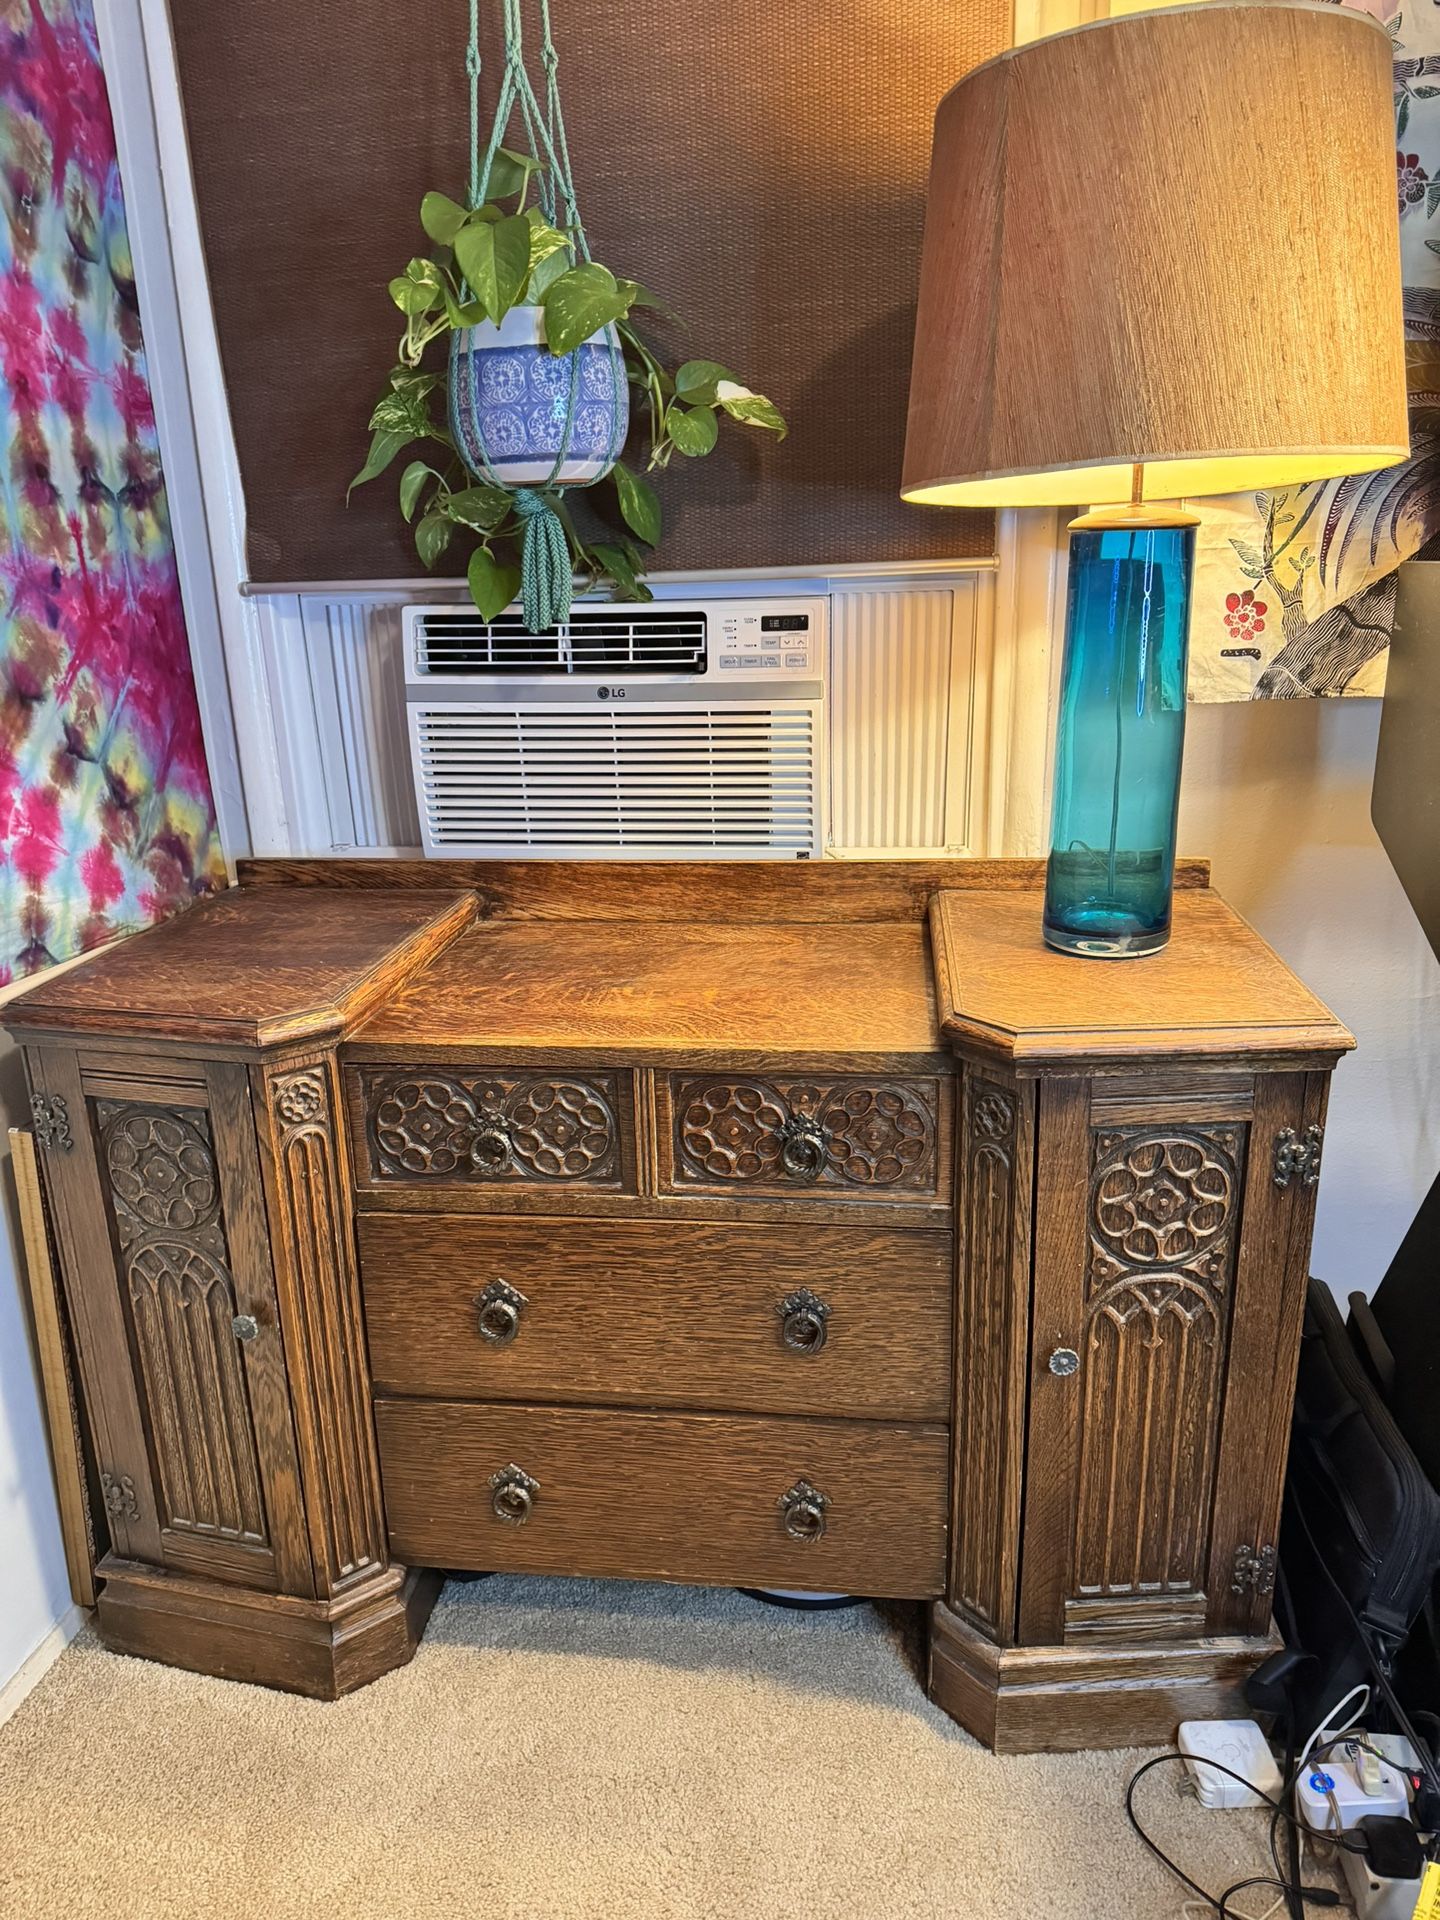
[0,1576,1329,1919]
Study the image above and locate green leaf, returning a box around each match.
[588,542,652,602]
[399,460,433,522]
[468,546,522,620]
[526,211,572,264]
[717,389,787,436]
[389,274,438,317]
[615,278,672,315]
[388,369,439,400]
[667,405,719,458]
[612,462,662,546]
[415,510,452,570]
[420,191,468,245]
[348,427,413,498]
[454,213,533,325]
[673,360,737,406]
[484,146,545,201]
[443,484,512,532]
[541,262,633,357]
[528,245,571,300]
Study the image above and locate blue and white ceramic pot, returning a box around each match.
[449,305,628,488]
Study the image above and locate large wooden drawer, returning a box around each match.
[374,1400,949,1597]
[358,1216,953,1420]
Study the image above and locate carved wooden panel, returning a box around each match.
[96,1102,269,1549]
[262,1061,387,1591]
[353,1067,627,1191]
[950,1073,1032,1639]
[1067,1123,1246,1630]
[665,1076,943,1202]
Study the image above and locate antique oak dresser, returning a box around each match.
[5,857,1352,1752]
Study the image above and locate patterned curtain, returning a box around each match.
[1189,0,1440,700]
[0,0,225,981]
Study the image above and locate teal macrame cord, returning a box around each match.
[460,0,626,631]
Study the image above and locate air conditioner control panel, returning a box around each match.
[713,602,824,677]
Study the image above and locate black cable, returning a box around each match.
[1285,1485,1440,1811]
[1125,1751,1353,1915]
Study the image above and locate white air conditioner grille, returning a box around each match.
[413,705,817,854]
[414,607,707,675]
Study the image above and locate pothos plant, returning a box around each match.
[350,147,787,619]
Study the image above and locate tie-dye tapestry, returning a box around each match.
[0,0,225,981]
[1188,0,1440,700]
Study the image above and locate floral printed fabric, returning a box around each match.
[0,0,224,979]
[1188,0,1440,700]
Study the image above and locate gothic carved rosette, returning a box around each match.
[357,1068,623,1188]
[670,1075,941,1195]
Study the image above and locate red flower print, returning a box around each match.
[1224,588,1268,641]
[1399,150,1429,215]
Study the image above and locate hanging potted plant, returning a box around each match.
[349,1,786,631]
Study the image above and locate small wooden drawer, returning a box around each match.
[374,1400,948,1597]
[659,1073,950,1208]
[359,1216,953,1420]
[345,1064,636,1196]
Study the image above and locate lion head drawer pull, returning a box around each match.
[489,1463,538,1524]
[475,1279,529,1345]
[777,1288,831,1354]
[779,1478,829,1543]
[777,1113,831,1181]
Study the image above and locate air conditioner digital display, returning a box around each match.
[761,614,809,632]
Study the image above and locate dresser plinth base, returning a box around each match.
[927,1603,1279,1754]
[94,1558,442,1700]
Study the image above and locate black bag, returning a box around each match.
[1280,1278,1440,1728]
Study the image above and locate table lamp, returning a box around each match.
[902,0,1407,956]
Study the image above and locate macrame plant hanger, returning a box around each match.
[456,0,625,631]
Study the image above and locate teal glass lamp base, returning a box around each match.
[1042,509,1196,961]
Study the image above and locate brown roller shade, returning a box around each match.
[168,2,1007,586]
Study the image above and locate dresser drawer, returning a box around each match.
[345,1065,636,1196]
[658,1073,950,1210]
[359,1217,952,1420]
[374,1401,948,1597]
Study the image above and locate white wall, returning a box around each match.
[1178,697,1440,1296]
[0,1031,73,1695]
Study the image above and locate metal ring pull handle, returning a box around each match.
[470,1114,515,1174]
[489,1463,538,1524]
[475,1279,529,1345]
[779,1478,829,1542]
[777,1288,831,1354]
[777,1113,831,1181]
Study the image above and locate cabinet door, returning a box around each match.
[29,1047,311,1595]
[1018,1070,1320,1646]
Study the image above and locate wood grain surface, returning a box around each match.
[347,920,947,1064]
[375,1400,948,1596]
[238,856,1212,920]
[359,1216,953,1420]
[4,888,478,1047]
[931,890,1354,1068]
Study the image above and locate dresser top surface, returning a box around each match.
[346,917,946,1065]
[932,888,1354,1065]
[3,886,478,1047]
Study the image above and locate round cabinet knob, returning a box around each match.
[779,1478,829,1543]
[777,1288,831,1355]
[475,1279,529,1346]
[1048,1347,1081,1378]
[489,1463,538,1525]
[231,1314,259,1344]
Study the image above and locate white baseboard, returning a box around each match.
[0,1604,88,1730]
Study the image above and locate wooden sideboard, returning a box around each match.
[5,857,1351,1751]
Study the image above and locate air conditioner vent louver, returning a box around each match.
[415,607,707,675]
[411,706,816,856]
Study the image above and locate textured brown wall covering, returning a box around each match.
[169,1,1004,585]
